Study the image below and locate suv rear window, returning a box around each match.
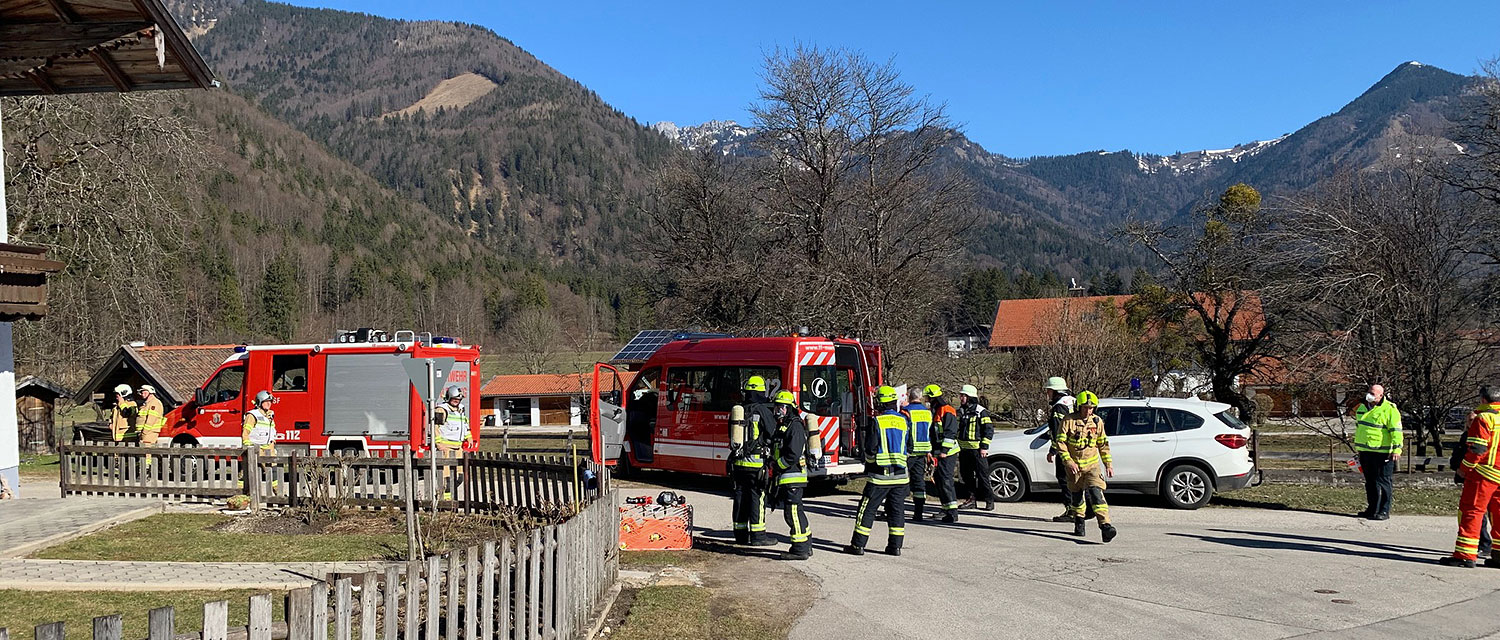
[1158,409,1204,432]
[1215,410,1249,430]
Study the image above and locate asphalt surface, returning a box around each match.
[619,475,1500,640]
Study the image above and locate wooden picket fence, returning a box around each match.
[3,489,620,640]
[56,444,609,513]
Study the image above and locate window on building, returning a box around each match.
[271,354,308,392]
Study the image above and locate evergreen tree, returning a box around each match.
[260,254,301,341]
[1128,267,1157,295]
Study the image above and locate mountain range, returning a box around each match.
[9,0,1484,380]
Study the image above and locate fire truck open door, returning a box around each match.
[591,363,625,466]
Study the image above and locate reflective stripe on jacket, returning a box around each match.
[243,409,276,447]
[958,404,993,449]
[1353,400,1403,455]
[774,412,809,485]
[933,404,960,455]
[1058,411,1110,469]
[436,405,469,445]
[1461,405,1500,483]
[903,403,933,453]
[866,411,910,485]
[734,403,774,468]
[138,397,165,432]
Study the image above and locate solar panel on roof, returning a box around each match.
[610,329,678,363]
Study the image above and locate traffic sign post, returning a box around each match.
[403,357,455,511]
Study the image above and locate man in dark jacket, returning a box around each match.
[731,376,776,546]
[769,391,812,560]
[957,385,995,510]
[1043,376,1076,522]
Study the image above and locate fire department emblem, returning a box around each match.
[210,413,223,427]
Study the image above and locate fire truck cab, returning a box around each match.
[164,330,481,455]
[591,333,883,479]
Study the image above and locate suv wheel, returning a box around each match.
[988,459,1028,502]
[1161,464,1213,509]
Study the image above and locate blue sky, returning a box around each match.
[291,0,1500,157]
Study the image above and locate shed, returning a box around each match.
[480,372,636,427]
[73,344,238,409]
[15,375,68,453]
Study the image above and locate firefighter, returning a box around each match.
[109,384,138,443]
[925,384,962,523]
[1043,376,1077,522]
[137,385,166,467]
[956,384,994,510]
[731,376,776,546]
[1058,391,1117,542]
[242,390,278,455]
[844,386,911,556]
[432,385,473,501]
[1353,383,1402,520]
[770,390,812,560]
[1439,385,1500,568]
[902,389,934,521]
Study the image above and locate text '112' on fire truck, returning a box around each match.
[162,329,480,456]
[590,330,884,480]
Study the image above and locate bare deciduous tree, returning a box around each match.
[506,308,562,375]
[999,298,1150,425]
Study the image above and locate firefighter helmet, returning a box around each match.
[923,384,943,398]
[255,390,275,405]
[1075,390,1100,407]
[960,384,979,398]
[876,386,899,404]
[1043,376,1069,392]
[444,385,464,400]
[744,376,767,392]
[138,385,156,396]
[113,384,132,396]
[774,390,796,406]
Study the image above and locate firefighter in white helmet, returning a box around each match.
[433,385,473,500]
[110,384,139,442]
[242,390,278,455]
[137,385,166,467]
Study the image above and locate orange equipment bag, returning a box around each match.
[619,497,693,551]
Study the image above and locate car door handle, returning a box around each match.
[1151,437,1169,442]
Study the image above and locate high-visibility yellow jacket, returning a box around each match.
[1354,400,1403,456]
[110,400,138,440]
[242,409,277,449]
[1057,411,1111,469]
[865,411,911,485]
[1461,403,1500,484]
[435,404,472,446]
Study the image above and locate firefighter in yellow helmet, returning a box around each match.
[770,390,812,560]
[844,385,912,556]
[924,384,962,523]
[1057,391,1117,542]
[731,376,776,546]
[109,384,139,442]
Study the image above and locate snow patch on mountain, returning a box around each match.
[651,120,753,153]
[1135,134,1289,174]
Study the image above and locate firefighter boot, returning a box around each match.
[842,544,865,556]
[1051,511,1073,523]
[1101,523,1118,543]
[912,499,925,522]
[1072,516,1086,537]
[942,510,958,524]
[1485,556,1500,569]
[781,541,812,561]
[734,530,750,545]
[748,532,777,547]
[1439,556,1476,568]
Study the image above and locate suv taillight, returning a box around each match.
[1215,434,1248,449]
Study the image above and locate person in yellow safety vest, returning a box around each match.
[925,384,962,523]
[1353,384,1402,520]
[1057,391,1117,542]
[137,385,166,468]
[902,389,934,521]
[1042,376,1078,522]
[956,384,995,510]
[432,385,474,501]
[844,386,912,557]
[242,390,278,455]
[731,376,777,546]
[1439,385,1500,568]
[769,390,812,560]
[109,384,138,442]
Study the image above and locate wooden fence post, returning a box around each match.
[312,581,329,640]
[335,578,352,640]
[445,552,459,640]
[426,556,440,640]
[245,446,261,512]
[148,607,174,640]
[203,601,229,640]
[249,593,272,640]
[34,622,64,640]
[92,615,121,640]
[360,572,377,640]
[481,541,496,640]
[289,450,300,508]
[404,560,421,640]
[383,566,400,640]
[465,546,478,640]
[288,588,312,640]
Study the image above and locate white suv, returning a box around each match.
[985,397,1257,509]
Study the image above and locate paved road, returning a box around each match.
[0,559,402,590]
[0,482,160,559]
[619,477,1500,640]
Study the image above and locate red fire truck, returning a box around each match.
[590,332,883,479]
[162,330,481,455]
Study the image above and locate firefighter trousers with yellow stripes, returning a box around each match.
[931,454,959,515]
[731,466,768,543]
[1453,475,1500,560]
[851,481,908,552]
[1066,464,1110,525]
[782,485,811,556]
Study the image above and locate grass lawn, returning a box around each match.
[33,514,405,562]
[17,453,59,478]
[0,590,285,640]
[612,549,812,640]
[1214,483,1461,516]
[612,585,781,640]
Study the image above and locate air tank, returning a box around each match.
[729,404,746,450]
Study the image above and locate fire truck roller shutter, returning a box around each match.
[324,354,413,439]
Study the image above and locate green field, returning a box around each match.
[0,590,286,640]
[33,514,404,562]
